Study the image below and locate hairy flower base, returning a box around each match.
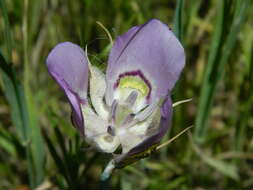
[102,124,193,180]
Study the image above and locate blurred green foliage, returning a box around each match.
[0,0,253,189]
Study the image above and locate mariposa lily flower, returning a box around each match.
[46,19,185,171]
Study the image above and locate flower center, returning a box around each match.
[83,66,160,153]
[113,70,152,113]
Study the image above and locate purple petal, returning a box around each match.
[106,19,185,104]
[108,26,140,64]
[46,42,89,134]
[114,96,173,168]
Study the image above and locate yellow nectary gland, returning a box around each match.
[118,76,149,97]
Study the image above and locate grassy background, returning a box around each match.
[0,0,253,189]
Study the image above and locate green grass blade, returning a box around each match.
[0,0,46,187]
[26,95,46,187]
[197,149,239,180]
[184,0,201,38]
[190,134,239,180]
[22,0,46,187]
[194,0,250,142]
[235,36,253,151]
[0,128,17,157]
[0,52,29,142]
[43,129,72,188]
[173,0,185,41]
[193,0,225,142]
[0,0,12,61]
[0,52,45,188]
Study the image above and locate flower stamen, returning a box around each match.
[108,100,118,122]
[124,90,138,107]
[107,125,115,136]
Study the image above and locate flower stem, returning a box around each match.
[100,160,115,190]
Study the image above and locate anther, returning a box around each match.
[134,101,158,121]
[125,91,138,107]
[108,100,118,122]
[107,125,115,136]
